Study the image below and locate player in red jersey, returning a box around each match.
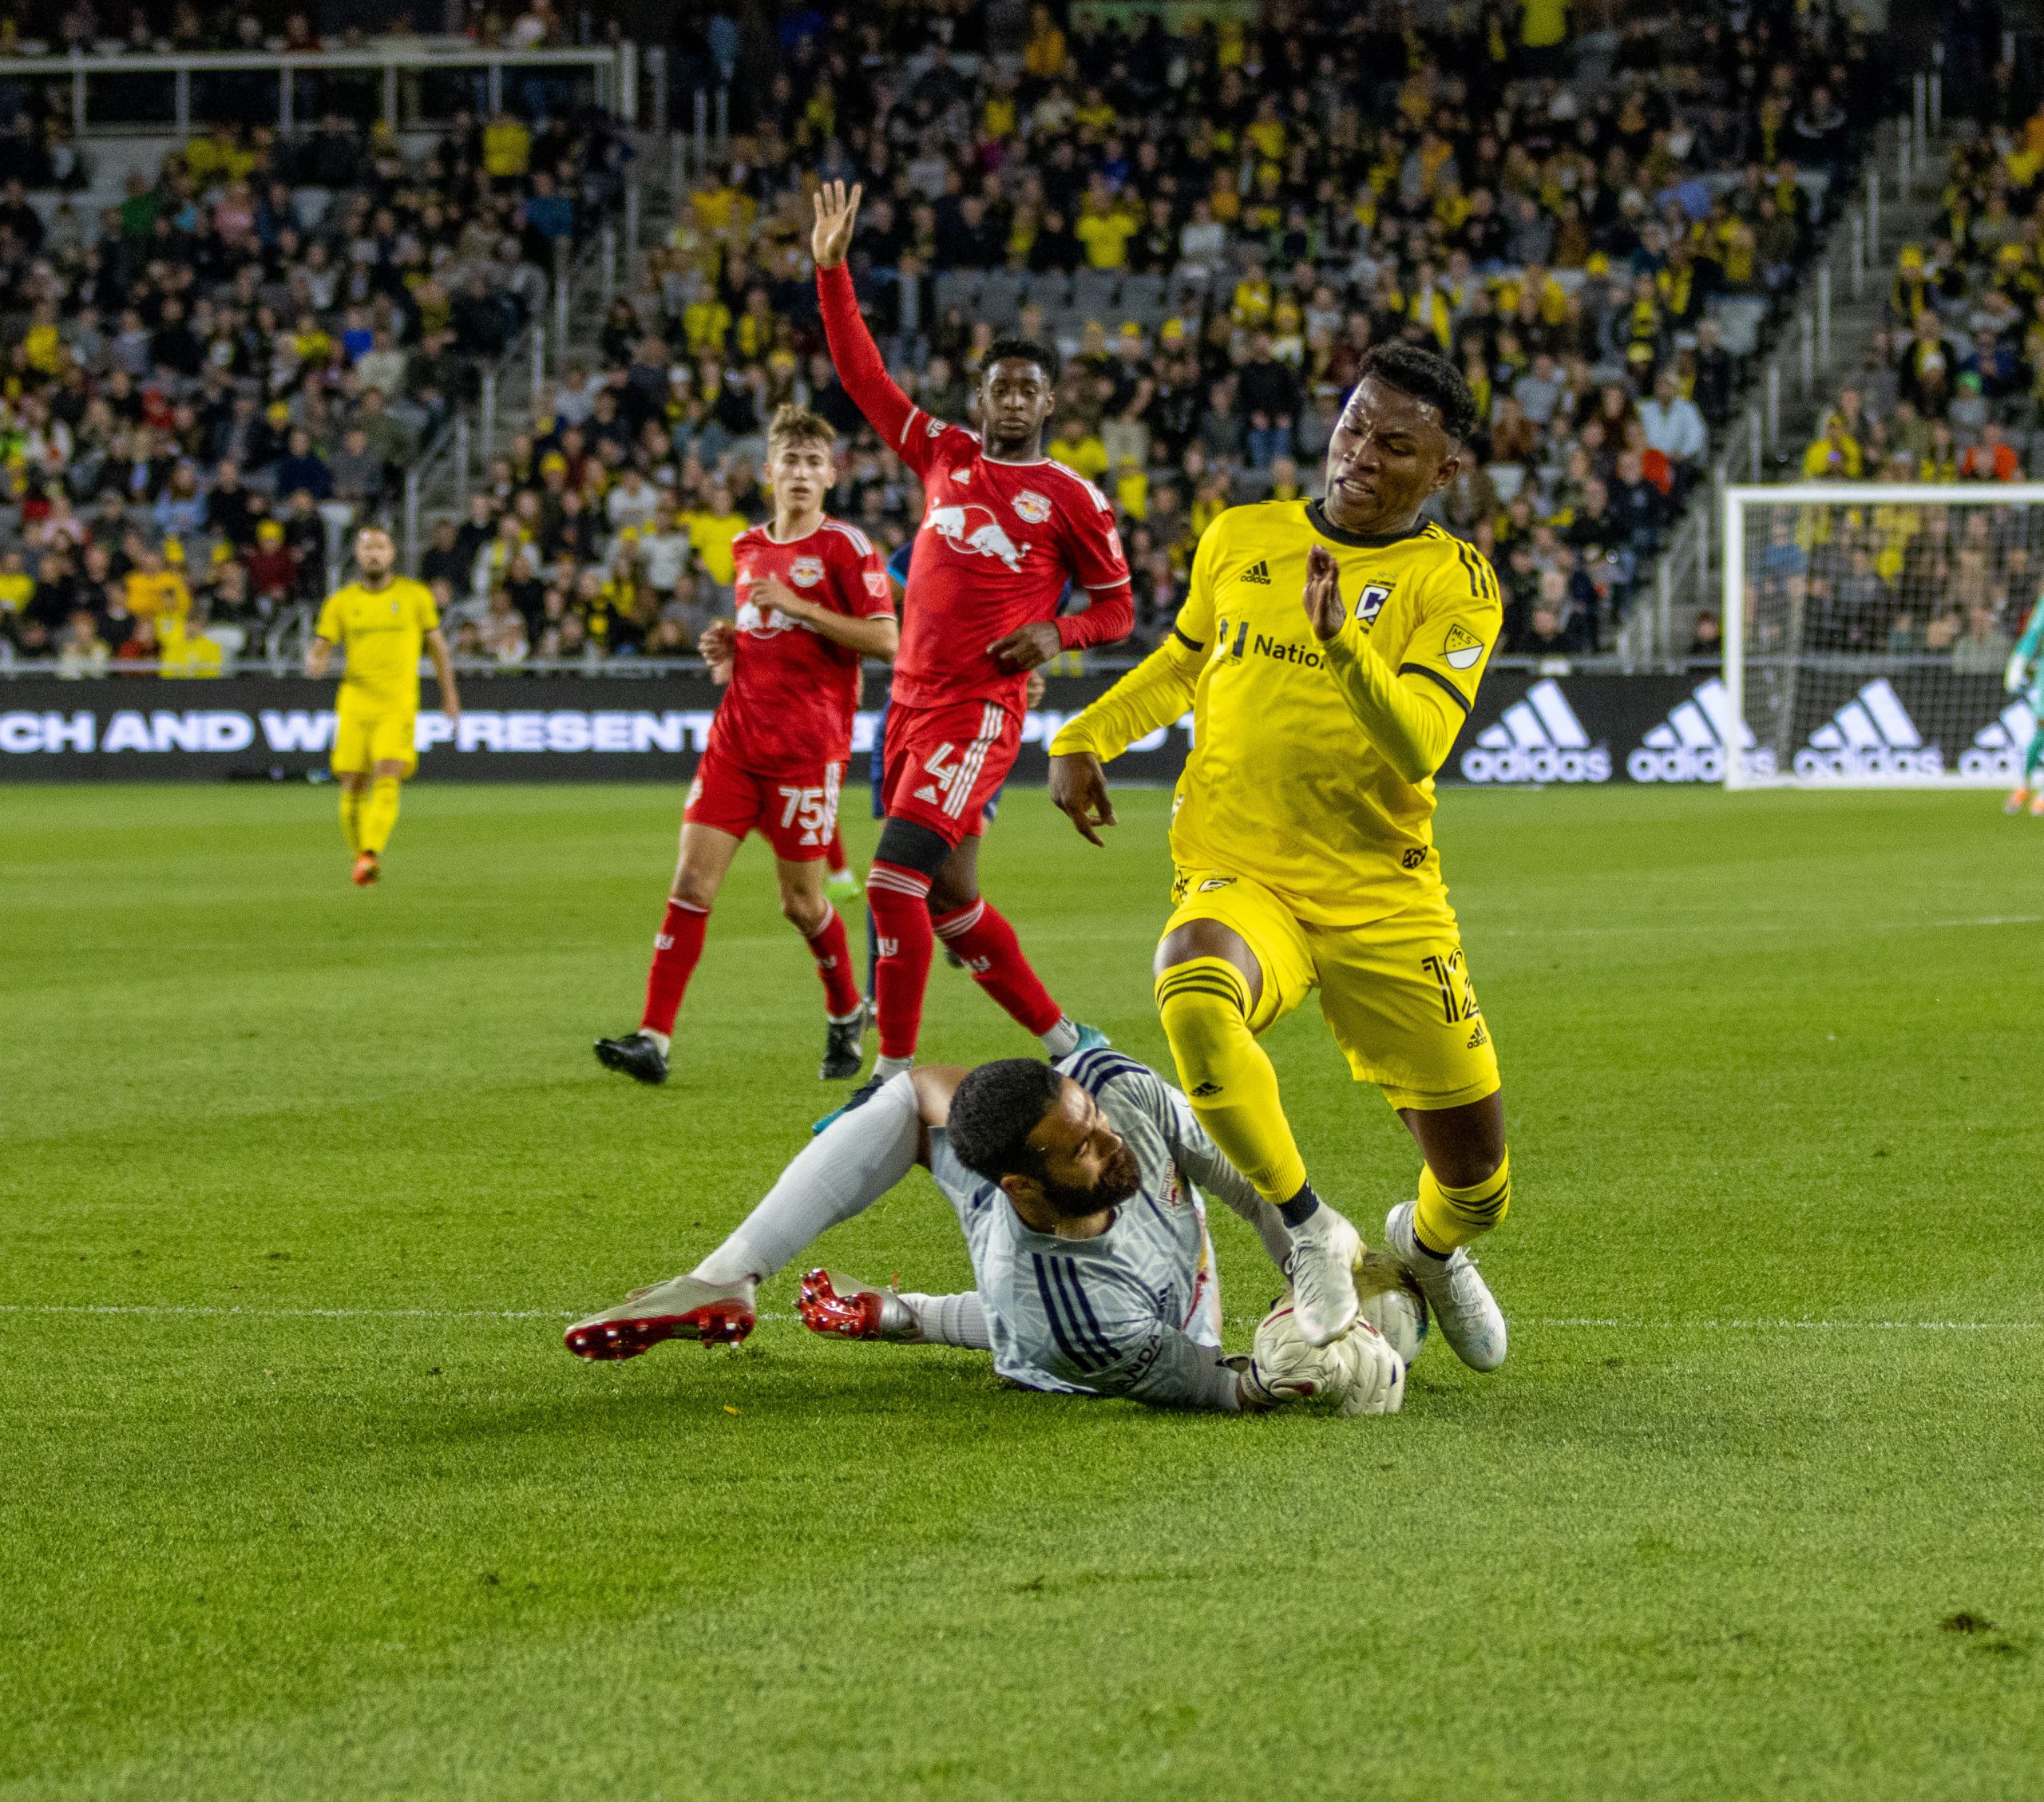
[810,179,1135,1122]
[595,404,897,1087]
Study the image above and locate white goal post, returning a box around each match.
[1721,482,2044,789]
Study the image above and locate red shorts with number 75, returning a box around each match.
[880,697,1021,846]
[684,739,844,862]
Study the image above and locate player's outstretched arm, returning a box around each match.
[1304,545,1464,785]
[810,177,920,457]
[1046,636,1202,843]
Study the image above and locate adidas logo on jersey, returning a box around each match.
[1627,677,1777,783]
[1190,1080,1222,1097]
[1961,698,2038,780]
[1241,560,1271,584]
[1794,679,1943,780]
[1460,679,1611,784]
[1465,1022,1489,1050]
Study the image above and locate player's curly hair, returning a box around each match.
[1357,342,1479,445]
[945,1059,1064,1185]
[980,336,1060,385]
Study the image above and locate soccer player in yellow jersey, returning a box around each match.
[1048,343,1511,1369]
[305,525,461,887]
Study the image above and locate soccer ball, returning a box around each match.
[1354,1250,1428,1367]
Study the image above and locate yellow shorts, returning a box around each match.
[331,703,418,778]
[1163,866,1500,1112]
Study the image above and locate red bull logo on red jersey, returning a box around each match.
[925,501,1031,572]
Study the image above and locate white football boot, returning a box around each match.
[1283,1202,1362,1346]
[563,1273,756,1360]
[1383,1201,1507,1372]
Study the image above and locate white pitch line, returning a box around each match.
[4,1305,2041,1335]
[1931,915,2042,928]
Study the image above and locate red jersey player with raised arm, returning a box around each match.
[595,403,897,1088]
[810,178,1135,1123]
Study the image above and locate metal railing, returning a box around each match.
[0,42,635,136]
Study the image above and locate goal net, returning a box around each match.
[1721,483,2043,789]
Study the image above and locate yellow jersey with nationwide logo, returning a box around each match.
[1052,499,1501,927]
[315,577,440,713]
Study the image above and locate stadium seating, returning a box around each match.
[0,2,1913,674]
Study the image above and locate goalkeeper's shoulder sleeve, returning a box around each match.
[1109,1062,1292,1273]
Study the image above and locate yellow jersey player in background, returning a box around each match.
[1048,342,1511,1372]
[305,525,461,887]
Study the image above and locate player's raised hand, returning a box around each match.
[1303,542,1346,641]
[1049,751,1117,847]
[811,179,863,269]
[988,620,1062,672]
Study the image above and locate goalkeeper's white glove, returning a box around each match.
[2008,650,2032,695]
[1245,1299,1405,1416]
[1326,1318,1407,1417]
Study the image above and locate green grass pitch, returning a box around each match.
[4,779,2042,1800]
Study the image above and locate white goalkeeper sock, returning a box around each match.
[900,1291,991,1349]
[692,1075,921,1286]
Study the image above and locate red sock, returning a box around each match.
[640,897,710,1036]
[866,861,935,1059]
[932,897,1063,1036]
[802,903,863,1017]
[824,825,849,876]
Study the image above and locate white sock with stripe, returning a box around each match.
[900,1291,992,1349]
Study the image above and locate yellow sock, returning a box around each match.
[1413,1150,1511,1255]
[339,786,362,853]
[358,776,402,855]
[1154,957,1308,1206]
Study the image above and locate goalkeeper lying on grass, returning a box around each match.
[565,1045,1406,1416]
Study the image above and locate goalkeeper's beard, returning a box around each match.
[1040,1143,1143,1219]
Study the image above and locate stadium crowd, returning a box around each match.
[0,0,1899,675]
[1773,110,2044,665]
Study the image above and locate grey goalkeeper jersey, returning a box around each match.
[926,1047,1275,1411]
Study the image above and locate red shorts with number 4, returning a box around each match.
[881,697,1022,846]
[684,741,844,862]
